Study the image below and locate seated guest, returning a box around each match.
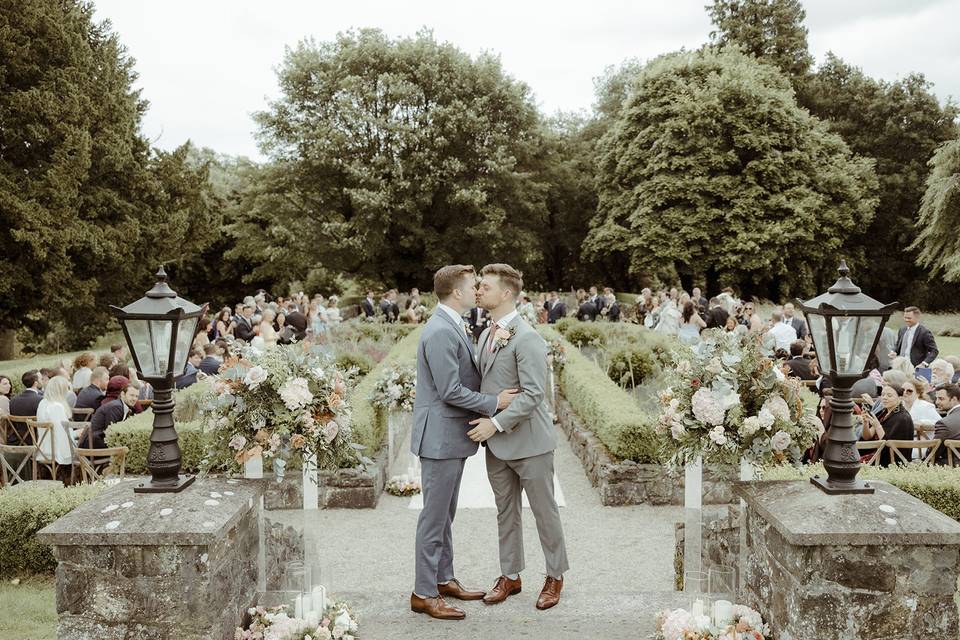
[930,359,955,388]
[198,344,223,376]
[234,305,257,342]
[88,381,140,449]
[175,349,203,390]
[784,340,816,380]
[71,352,96,392]
[111,343,127,365]
[35,376,76,471]
[888,356,916,379]
[946,356,960,383]
[73,366,109,420]
[859,383,914,467]
[284,308,308,341]
[7,370,44,444]
[576,298,598,322]
[902,378,941,460]
[99,352,117,370]
[767,310,797,352]
[0,375,11,417]
[934,384,960,466]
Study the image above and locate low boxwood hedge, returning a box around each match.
[105,411,210,475]
[0,483,106,577]
[539,326,662,463]
[764,463,960,522]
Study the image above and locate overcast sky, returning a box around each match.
[90,0,960,161]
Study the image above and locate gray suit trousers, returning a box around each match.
[414,457,466,597]
[485,447,569,578]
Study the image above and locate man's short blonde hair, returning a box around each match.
[434,265,476,300]
[480,263,523,298]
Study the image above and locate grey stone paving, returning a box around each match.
[272,424,687,638]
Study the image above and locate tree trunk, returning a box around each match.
[0,329,16,361]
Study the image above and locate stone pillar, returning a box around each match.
[737,480,960,640]
[38,478,261,640]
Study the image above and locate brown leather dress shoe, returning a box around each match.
[536,576,563,610]
[410,593,465,620]
[439,579,486,601]
[482,575,522,605]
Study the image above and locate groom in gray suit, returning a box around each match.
[410,265,519,620]
[469,263,570,611]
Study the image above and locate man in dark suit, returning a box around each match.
[545,292,566,324]
[362,291,376,319]
[576,299,598,322]
[7,370,43,444]
[380,290,400,323]
[198,344,223,376]
[88,383,140,449]
[890,306,939,367]
[705,298,729,330]
[233,305,256,342]
[782,303,808,341]
[73,366,109,420]
[468,306,489,342]
[285,309,308,341]
[691,287,709,316]
[934,384,960,465]
[783,340,816,380]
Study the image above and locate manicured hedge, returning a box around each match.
[538,326,662,463]
[764,463,960,522]
[0,483,106,577]
[348,326,422,454]
[105,411,210,475]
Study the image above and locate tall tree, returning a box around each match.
[911,137,960,280]
[707,0,813,80]
[253,29,549,290]
[586,47,877,298]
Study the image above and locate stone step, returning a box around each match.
[332,590,689,639]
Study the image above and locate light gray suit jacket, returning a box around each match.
[478,316,556,461]
[410,310,499,460]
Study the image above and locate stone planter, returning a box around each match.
[554,395,735,506]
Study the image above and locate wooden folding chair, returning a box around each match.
[943,439,960,467]
[857,440,885,466]
[0,443,37,486]
[71,407,94,422]
[1,415,37,446]
[71,444,129,484]
[29,420,61,481]
[885,439,940,466]
[914,424,936,439]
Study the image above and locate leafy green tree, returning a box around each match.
[707,0,813,80]
[911,137,960,280]
[586,47,877,298]
[252,29,549,290]
[801,54,959,303]
[0,1,218,355]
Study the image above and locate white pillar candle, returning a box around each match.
[691,598,704,619]
[712,599,733,626]
[243,454,263,479]
[312,585,327,613]
[294,594,303,619]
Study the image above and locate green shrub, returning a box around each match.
[539,327,662,463]
[0,483,106,576]
[105,411,210,475]
[554,317,577,336]
[563,323,606,348]
[763,463,960,522]
[606,346,657,388]
[173,380,212,422]
[334,351,376,377]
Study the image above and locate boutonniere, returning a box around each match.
[494,325,517,349]
[463,322,471,336]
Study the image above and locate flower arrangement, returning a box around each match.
[546,338,567,372]
[655,605,770,640]
[369,365,416,413]
[385,474,421,497]
[657,329,822,470]
[236,602,359,640]
[202,342,368,473]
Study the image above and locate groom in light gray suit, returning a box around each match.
[409,265,518,621]
[469,263,570,611]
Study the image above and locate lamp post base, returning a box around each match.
[810,475,875,495]
[134,475,197,494]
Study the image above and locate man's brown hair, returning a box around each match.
[904,306,921,314]
[480,263,523,298]
[434,265,476,300]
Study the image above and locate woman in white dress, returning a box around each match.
[325,296,342,325]
[678,300,706,345]
[655,297,681,336]
[902,378,941,460]
[518,292,537,325]
[259,309,279,346]
[36,376,77,472]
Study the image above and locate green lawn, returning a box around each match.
[0,576,56,639]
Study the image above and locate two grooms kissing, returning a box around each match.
[410,263,569,620]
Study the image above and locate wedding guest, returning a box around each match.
[198,344,223,376]
[679,301,706,345]
[99,352,117,370]
[380,291,400,322]
[535,294,549,324]
[7,370,43,444]
[259,309,279,345]
[110,343,127,364]
[890,307,939,367]
[781,303,808,341]
[89,379,139,449]
[73,366,109,420]
[876,325,898,371]
[859,383,914,467]
[71,352,96,392]
[946,356,960,383]
[234,305,256,342]
[655,297,681,336]
[739,302,764,332]
[0,375,11,417]
[468,306,490,341]
[784,341,816,380]
[214,307,234,340]
[705,297,729,330]
[691,287,708,316]
[362,290,376,319]
[176,349,203,389]
[518,293,537,325]
[576,296,598,322]
[35,376,75,474]
[545,292,566,324]
[601,293,621,322]
[888,356,916,379]
[930,358,955,387]
[326,295,342,325]
[934,384,960,465]
[284,308,308,341]
[767,310,797,352]
[902,379,941,455]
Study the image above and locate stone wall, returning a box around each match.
[554,394,735,506]
[259,446,387,510]
[673,505,742,590]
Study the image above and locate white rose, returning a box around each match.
[671,421,686,441]
[758,408,775,430]
[761,394,791,422]
[244,366,268,389]
[770,430,792,451]
[740,416,762,437]
[708,425,728,445]
[279,377,313,411]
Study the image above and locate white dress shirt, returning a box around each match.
[486,309,519,432]
[901,325,917,358]
[437,303,466,329]
[768,323,798,351]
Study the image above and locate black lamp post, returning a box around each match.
[798,260,898,495]
[112,266,208,493]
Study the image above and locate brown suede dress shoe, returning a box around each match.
[536,576,563,610]
[482,575,522,605]
[439,579,486,601]
[410,593,465,620]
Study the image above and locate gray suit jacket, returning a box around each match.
[478,316,556,461]
[935,408,960,465]
[410,310,499,460]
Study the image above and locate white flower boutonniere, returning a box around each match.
[494,325,517,349]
